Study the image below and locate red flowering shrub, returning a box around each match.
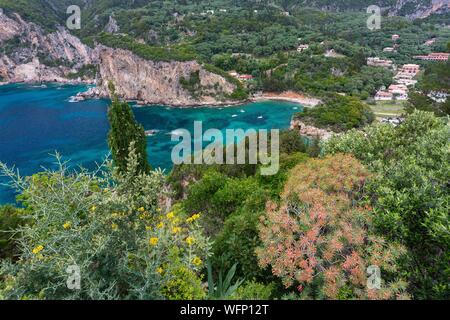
[256,154,409,299]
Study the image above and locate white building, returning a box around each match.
[375,91,393,101]
[297,44,309,52]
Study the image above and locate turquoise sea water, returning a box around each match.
[0,83,302,204]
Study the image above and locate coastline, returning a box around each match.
[0,79,95,87]
[252,91,322,107]
[1,80,320,109]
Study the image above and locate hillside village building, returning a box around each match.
[297,44,309,52]
[375,63,420,100]
[414,53,450,61]
[375,91,394,101]
[383,47,395,52]
[367,57,393,68]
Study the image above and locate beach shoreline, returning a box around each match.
[252,91,321,107]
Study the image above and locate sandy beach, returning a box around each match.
[252,91,322,107]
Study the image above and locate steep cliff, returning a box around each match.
[0,10,240,106]
[293,0,449,18]
[0,10,94,83]
[389,0,450,18]
[96,46,238,106]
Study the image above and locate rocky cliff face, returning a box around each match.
[0,10,239,106]
[96,46,238,106]
[0,10,94,83]
[290,119,335,140]
[389,0,450,19]
[298,0,449,18]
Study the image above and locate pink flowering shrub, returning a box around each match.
[256,154,409,300]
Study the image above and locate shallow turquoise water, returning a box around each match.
[0,83,302,204]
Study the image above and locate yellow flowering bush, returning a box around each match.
[0,150,210,300]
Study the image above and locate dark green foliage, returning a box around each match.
[66,64,98,80]
[180,70,202,98]
[212,207,269,280]
[207,262,244,300]
[107,95,150,174]
[0,205,25,260]
[183,173,264,236]
[295,95,375,132]
[306,136,322,157]
[324,111,450,299]
[279,130,307,154]
[257,152,310,199]
[91,33,197,62]
[418,61,450,94]
[408,61,450,116]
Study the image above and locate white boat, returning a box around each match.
[68,95,85,103]
[145,130,159,136]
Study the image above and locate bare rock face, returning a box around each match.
[0,11,240,106]
[0,11,95,83]
[97,46,238,106]
[389,0,450,19]
[104,16,120,34]
[290,119,335,141]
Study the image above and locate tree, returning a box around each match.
[108,89,151,174]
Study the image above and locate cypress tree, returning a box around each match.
[107,84,151,174]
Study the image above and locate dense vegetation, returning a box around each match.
[3,0,449,100]
[3,109,447,299]
[323,111,450,299]
[89,32,197,62]
[407,61,450,116]
[294,95,375,132]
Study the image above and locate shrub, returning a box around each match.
[212,207,267,281]
[0,150,210,300]
[256,154,410,300]
[279,130,307,154]
[0,206,26,260]
[322,111,450,299]
[231,280,276,300]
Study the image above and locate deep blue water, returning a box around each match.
[0,83,302,204]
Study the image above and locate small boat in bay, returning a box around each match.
[145,130,159,136]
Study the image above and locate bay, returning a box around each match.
[0,83,302,204]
